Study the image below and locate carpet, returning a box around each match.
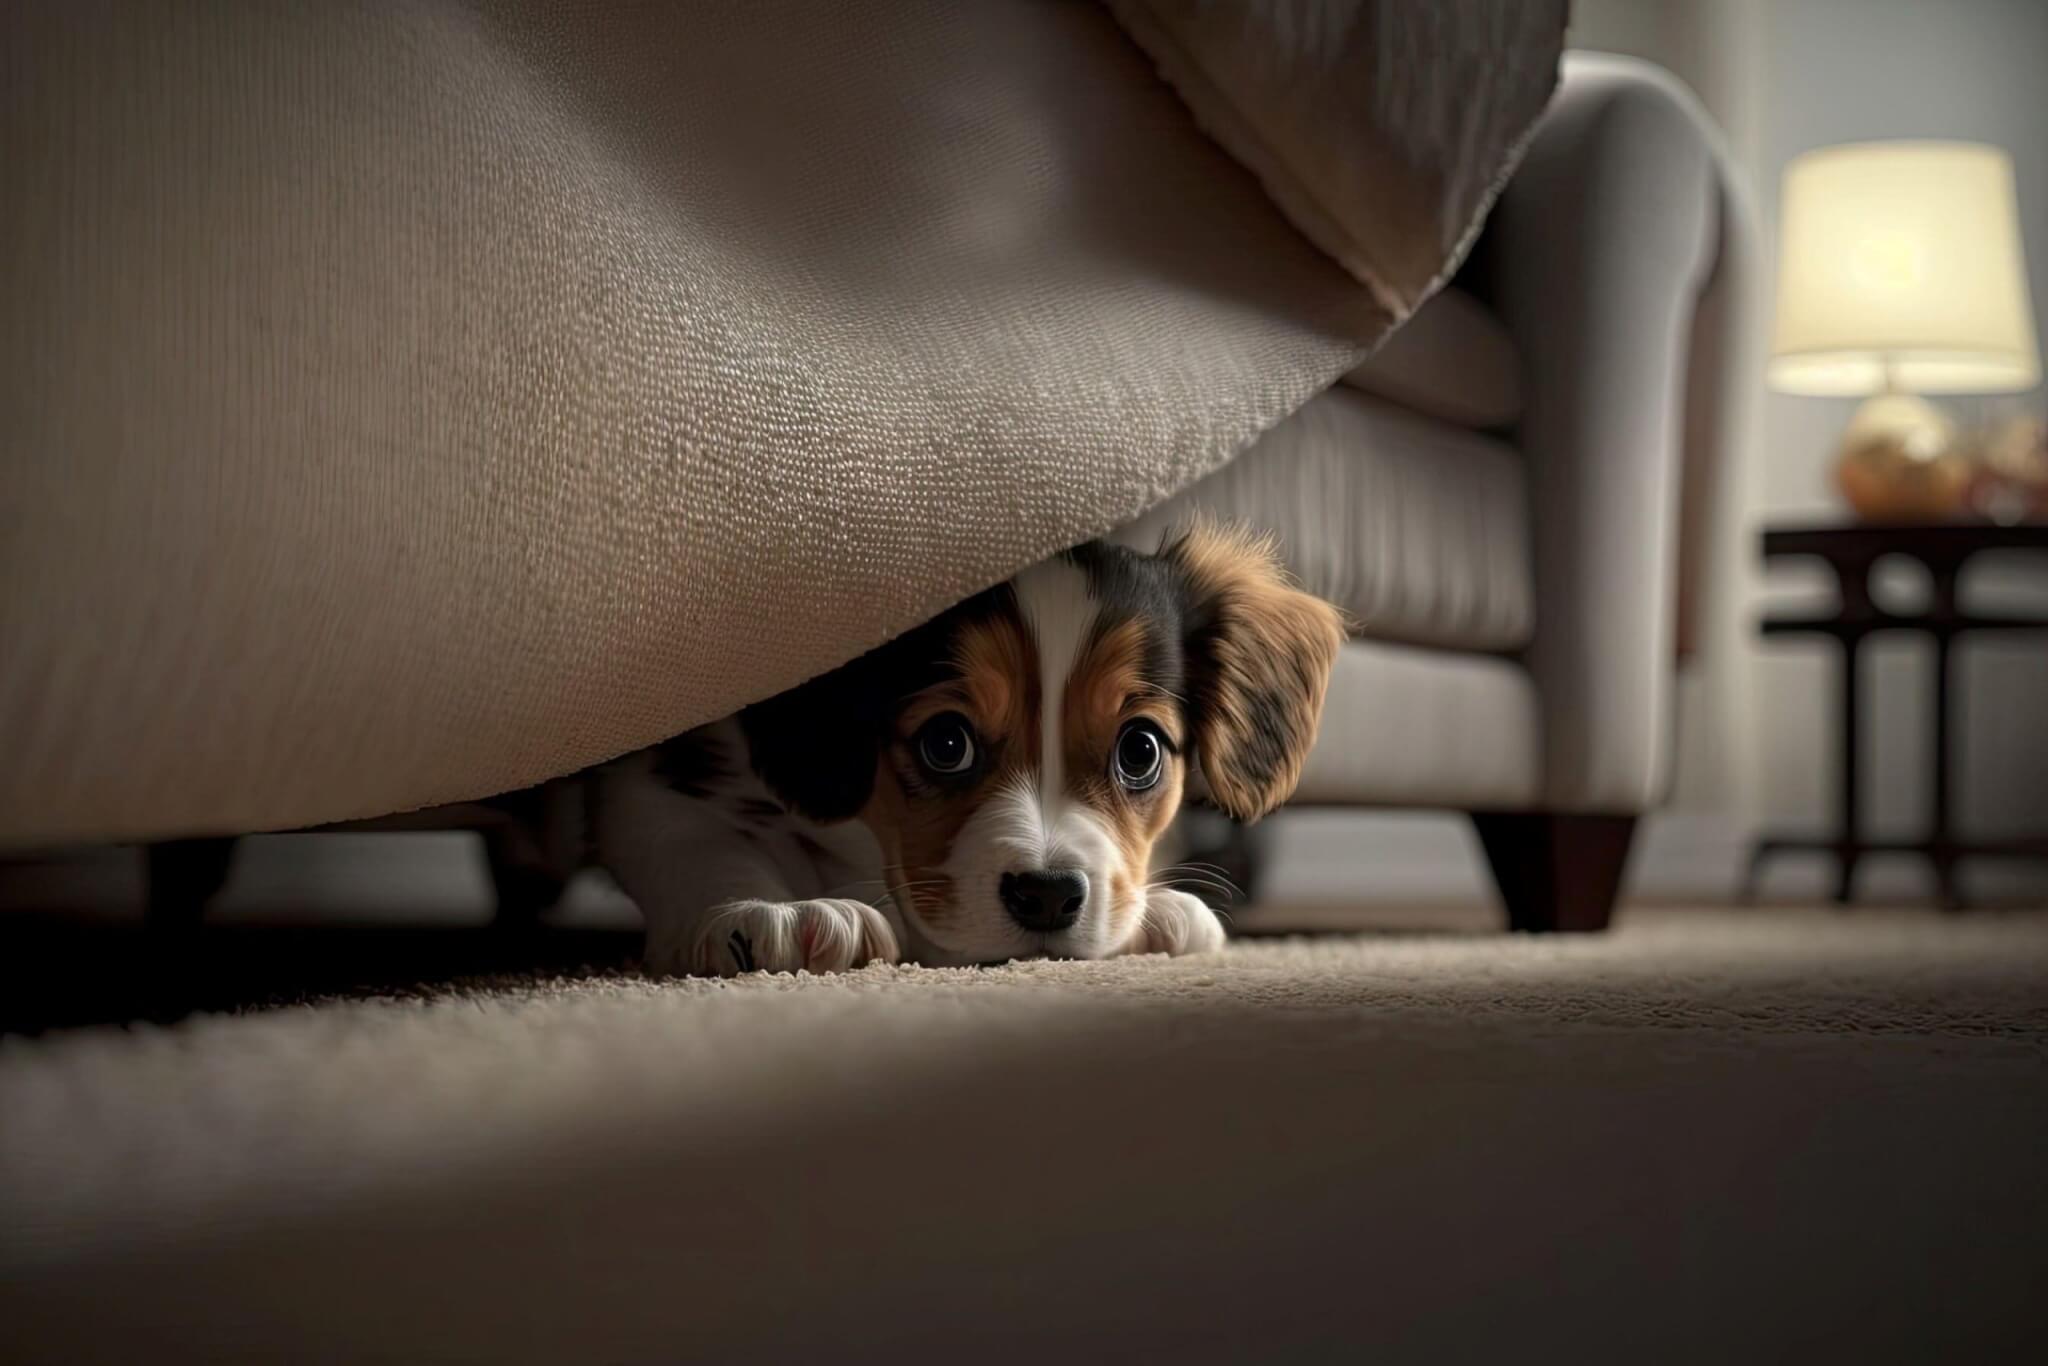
[3,908,2045,1363]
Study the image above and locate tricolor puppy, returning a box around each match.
[594,523,1343,976]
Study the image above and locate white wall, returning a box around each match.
[1742,0,2048,901]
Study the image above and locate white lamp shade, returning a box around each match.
[1770,140,2040,396]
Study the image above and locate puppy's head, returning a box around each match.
[742,523,1343,964]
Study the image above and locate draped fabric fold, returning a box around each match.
[0,0,1562,845]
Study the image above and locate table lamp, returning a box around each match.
[1770,140,2041,520]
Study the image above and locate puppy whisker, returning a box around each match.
[1150,863,1245,901]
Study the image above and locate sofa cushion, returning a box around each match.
[1120,388,1534,653]
[1293,639,1542,807]
[1339,286,1523,429]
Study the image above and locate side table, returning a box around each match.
[1745,521,2048,906]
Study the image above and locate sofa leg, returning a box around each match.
[481,824,567,928]
[1470,812,1637,933]
[145,836,239,931]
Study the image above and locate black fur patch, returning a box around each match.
[1065,542,1187,702]
[1228,683,1298,798]
[727,931,757,973]
[652,729,729,800]
[739,586,1016,823]
[1174,600,1233,805]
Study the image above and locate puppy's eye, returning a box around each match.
[915,713,978,776]
[1113,721,1166,791]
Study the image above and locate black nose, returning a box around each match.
[1000,869,1087,932]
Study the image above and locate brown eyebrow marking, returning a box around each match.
[1064,618,1187,779]
[942,614,1035,747]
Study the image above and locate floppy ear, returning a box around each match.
[737,646,900,824]
[1166,521,1345,823]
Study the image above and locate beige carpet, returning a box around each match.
[3,908,2045,1363]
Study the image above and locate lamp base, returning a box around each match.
[1833,392,1968,522]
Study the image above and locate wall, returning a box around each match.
[1742,0,2048,901]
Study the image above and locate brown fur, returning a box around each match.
[861,758,964,930]
[1165,521,1346,823]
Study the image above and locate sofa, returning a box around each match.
[1,7,1734,938]
[297,52,1749,938]
[82,52,1747,941]
[1129,53,1751,931]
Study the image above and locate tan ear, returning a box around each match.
[1165,521,1346,823]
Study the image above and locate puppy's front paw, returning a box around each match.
[1127,887,1228,957]
[682,899,901,978]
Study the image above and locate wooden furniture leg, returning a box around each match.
[1471,812,1637,933]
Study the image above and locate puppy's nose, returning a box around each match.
[1000,869,1087,933]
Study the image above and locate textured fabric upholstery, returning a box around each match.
[0,0,1562,847]
[1486,53,1727,811]
[1290,641,1542,808]
[1339,287,1523,429]
[1121,390,1533,653]
[1109,0,1569,317]
[1160,54,1743,820]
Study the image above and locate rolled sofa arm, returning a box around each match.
[1484,53,1731,811]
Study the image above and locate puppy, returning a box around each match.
[593,523,1343,976]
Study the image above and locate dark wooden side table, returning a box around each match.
[1746,521,2048,906]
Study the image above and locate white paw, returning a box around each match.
[677,899,901,978]
[1128,887,1228,957]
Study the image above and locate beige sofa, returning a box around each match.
[1130,54,1750,931]
[100,55,1747,941]
[1,9,1729,937]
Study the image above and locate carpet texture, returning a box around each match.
[3,909,2045,1363]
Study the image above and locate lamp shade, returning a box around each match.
[1770,140,2040,396]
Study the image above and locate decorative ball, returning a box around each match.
[1964,414,2048,524]
[1833,393,1969,522]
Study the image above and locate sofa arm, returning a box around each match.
[1485,53,1731,811]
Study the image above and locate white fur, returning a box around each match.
[924,776,1129,964]
[1131,887,1228,956]
[913,557,1145,961]
[694,899,900,976]
[1011,556,1096,867]
[593,729,902,979]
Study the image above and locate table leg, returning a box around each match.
[1836,635,1860,904]
[1739,845,1765,903]
[1930,562,1961,908]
